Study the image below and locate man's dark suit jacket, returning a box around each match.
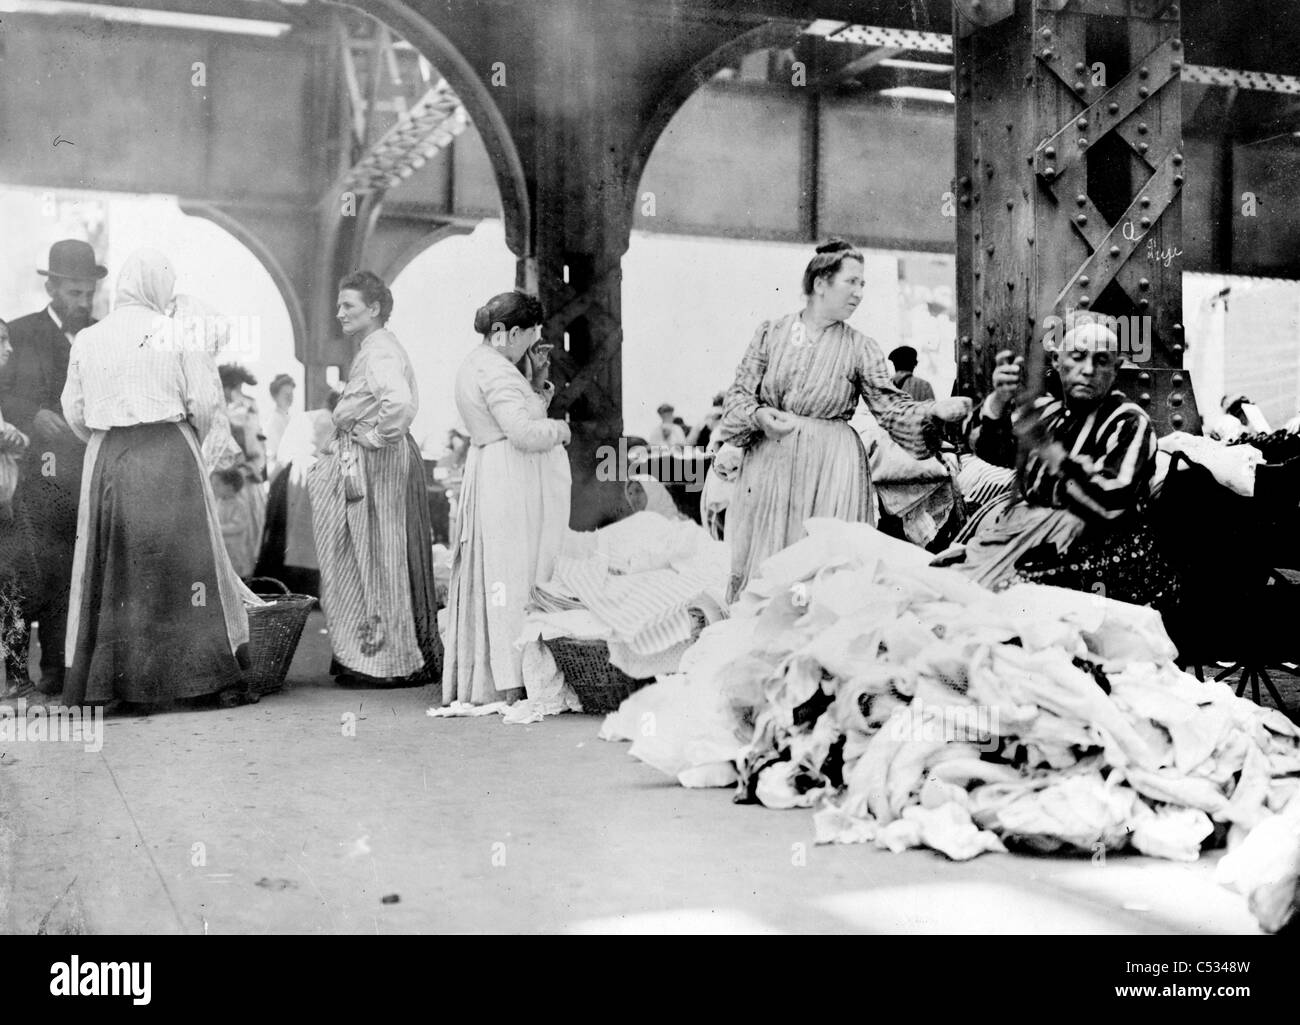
[0,308,87,436]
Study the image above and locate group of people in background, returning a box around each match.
[6,231,1286,715]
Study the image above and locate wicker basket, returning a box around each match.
[243,577,316,695]
[541,607,709,714]
[541,637,651,714]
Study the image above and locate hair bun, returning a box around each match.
[816,237,853,255]
[472,304,492,335]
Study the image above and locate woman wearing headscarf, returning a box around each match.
[60,249,256,708]
[714,239,971,599]
[442,291,570,705]
[308,270,441,687]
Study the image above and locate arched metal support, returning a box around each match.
[335,0,532,263]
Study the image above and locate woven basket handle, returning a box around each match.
[243,576,289,596]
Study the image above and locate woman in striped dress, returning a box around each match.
[308,271,441,687]
[715,239,971,599]
[442,291,571,705]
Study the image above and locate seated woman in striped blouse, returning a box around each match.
[952,318,1177,610]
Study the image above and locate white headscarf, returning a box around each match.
[115,248,176,314]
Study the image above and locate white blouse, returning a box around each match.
[454,344,567,452]
[62,307,225,443]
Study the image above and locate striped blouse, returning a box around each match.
[719,314,937,457]
[62,307,225,444]
[1020,390,1156,523]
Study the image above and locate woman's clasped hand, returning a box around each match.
[755,405,798,440]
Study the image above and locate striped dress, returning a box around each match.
[959,389,1157,590]
[719,314,938,599]
[308,328,441,682]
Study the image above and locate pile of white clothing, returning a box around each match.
[1157,431,1264,497]
[601,518,1300,928]
[520,512,730,681]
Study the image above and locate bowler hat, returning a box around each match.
[38,239,107,280]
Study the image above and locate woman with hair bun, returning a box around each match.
[442,290,571,705]
[715,238,971,599]
[309,270,441,687]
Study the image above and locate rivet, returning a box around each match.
[1076,214,1088,225]
[1172,152,1183,165]
[1076,194,1087,206]
[1173,374,1185,386]
[1140,195,1151,207]
[1138,142,1150,154]
[1171,60,1182,72]
[1171,413,1185,428]
[1080,276,1090,287]
[1170,393,1183,407]
[1139,66,1149,79]
[1006,199,1014,209]
[1044,166,1057,179]
[1138,372,1151,384]
[1044,145,1056,159]
[959,175,971,187]
[1138,277,1150,289]
[986,244,995,255]
[1173,174,1184,186]
[1137,122,1149,134]
[1074,81,1087,93]
[1079,295,1091,307]
[1109,245,1120,256]
[1108,102,1120,114]
[1077,137,1088,148]
[1140,216,1151,227]
[1138,86,1149,97]
[1173,323,1183,333]
[1138,298,1149,309]
[1173,342,1185,354]
[960,336,971,346]
[1171,38,1182,51]
[1041,49,1054,61]
[1075,62,1087,74]
[960,195,971,206]
[1077,118,1089,130]
[1139,392,1151,404]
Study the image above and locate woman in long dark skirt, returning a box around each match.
[60,249,255,708]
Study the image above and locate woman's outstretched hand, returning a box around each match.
[931,397,974,423]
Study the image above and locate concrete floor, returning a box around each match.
[0,611,1272,934]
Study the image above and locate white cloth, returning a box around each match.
[1158,431,1263,497]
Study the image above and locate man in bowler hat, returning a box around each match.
[0,240,106,696]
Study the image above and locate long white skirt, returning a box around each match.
[442,440,570,704]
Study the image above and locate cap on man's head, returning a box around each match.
[38,239,107,281]
[656,403,674,415]
[888,345,918,371]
